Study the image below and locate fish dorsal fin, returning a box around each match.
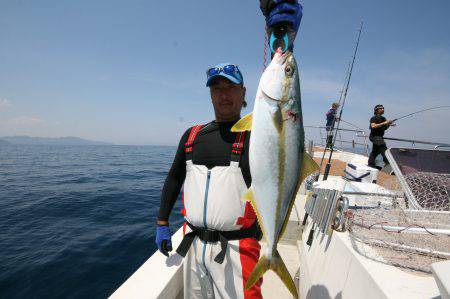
[231,113,253,132]
[299,153,320,184]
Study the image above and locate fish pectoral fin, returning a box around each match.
[278,153,320,240]
[299,153,320,185]
[231,113,253,132]
[246,250,298,298]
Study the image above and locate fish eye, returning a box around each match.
[285,64,294,76]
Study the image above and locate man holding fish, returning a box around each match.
[156,1,313,298]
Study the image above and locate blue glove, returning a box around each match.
[260,0,303,53]
[156,225,172,256]
[265,0,303,32]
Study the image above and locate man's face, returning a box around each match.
[209,77,246,121]
[377,107,385,115]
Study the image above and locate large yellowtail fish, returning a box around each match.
[232,49,318,297]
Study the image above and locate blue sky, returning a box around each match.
[1,0,449,145]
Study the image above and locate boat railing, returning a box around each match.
[304,125,370,156]
[305,125,450,155]
[355,132,450,149]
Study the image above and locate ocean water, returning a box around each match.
[0,144,184,298]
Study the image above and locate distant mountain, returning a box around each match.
[0,136,113,146]
[0,139,11,146]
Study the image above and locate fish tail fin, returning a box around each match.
[270,250,298,298]
[246,250,298,298]
[246,254,269,292]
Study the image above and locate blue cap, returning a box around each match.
[206,63,244,87]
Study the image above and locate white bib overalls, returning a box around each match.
[181,125,262,299]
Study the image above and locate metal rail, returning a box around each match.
[435,144,450,149]
[356,132,450,148]
[353,223,450,236]
[343,191,398,198]
[305,125,370,155]
[385,148,421,209]
[304,126,364,133]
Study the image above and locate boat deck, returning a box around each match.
[111,149,447,299]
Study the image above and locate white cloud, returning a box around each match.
[1,116,45,125]
[0,99,12,109]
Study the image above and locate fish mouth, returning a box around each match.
[273,49,291,65]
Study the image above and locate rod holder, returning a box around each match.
[306,227,315,246]
[302,212,308,226]
[323,163,331,180]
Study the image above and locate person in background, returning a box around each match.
[368,104,396,170]
[325,102,340,148]
[155,1,303,298]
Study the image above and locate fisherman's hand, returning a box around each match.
[156,224,172,256]
[260,0,302,30]
[260,0,303,52]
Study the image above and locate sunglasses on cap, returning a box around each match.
[206,64,243,85]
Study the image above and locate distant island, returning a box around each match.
[0,136,113,146]
[0,139,11,146]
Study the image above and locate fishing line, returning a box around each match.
[263,25,268,70]
[339,119,364,131]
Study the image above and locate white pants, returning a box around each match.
[182,161,262,298]
[183,237,261,299]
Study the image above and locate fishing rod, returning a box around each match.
[322,21,364,181]
[316,56,353,173]
[392,105,450,122]
[304,21,364,239]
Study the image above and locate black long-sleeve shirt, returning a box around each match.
[369,115,389,138]
[157,120,251,222]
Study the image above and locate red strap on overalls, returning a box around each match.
[232,131,247,155]
[185,125,203,155]
[182,125,203,234]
